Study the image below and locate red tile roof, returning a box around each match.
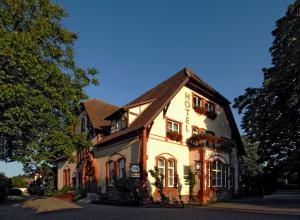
[82,99,119,129]
[95,68,244,155]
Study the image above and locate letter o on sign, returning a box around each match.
[185,100,190,108]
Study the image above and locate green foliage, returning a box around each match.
[0,0,98,171]
[185,167,196,203]
[233,0,300,189]
[11,176,28,188]
[239,136,264,196]
[113,177,141,204]
[148,166,166,204]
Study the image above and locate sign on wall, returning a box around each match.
[130,164,140,178]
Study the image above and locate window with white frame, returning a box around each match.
[167,121,179,133]
[205,102,215,112]
[207,162,211,187]
[212,160,223,187]
[193,95,202,108]
[168,160,175,187]
[158,158,165,186]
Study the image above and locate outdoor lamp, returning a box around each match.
[195,160,201,174]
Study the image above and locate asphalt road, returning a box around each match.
[0,193,299,220]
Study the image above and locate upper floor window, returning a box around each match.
[111,118,127,133]
[205,102,215,113]
[167,120,179,133]
[166,119,182,142]
[193,95,203,108]
[81,117,86,132]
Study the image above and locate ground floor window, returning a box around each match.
[108,160,114,185]
[157,157,177,187]
[212,160,222,187]
[118,158,125,179]
[207,160,229,188]
[168,160,175,187]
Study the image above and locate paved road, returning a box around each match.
[0,194,299,220]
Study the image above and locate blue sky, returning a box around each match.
[0,0,293,177]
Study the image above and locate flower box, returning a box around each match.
[166,131,182,142]
[193,106,206,114]
[205,111,217,120]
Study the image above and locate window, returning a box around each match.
[207,162,211,187]
[192,126,199,135]
[118,159,125,179]
[108,161,114,185]
[167,121,179,133]
[183,165,190,179]
[193,95,202,108]
[81,117,86,132]
[212,160,223,187]
[205,102,215,113]
[158,158,165,186]
[168,160,175,187]
[223,165,227,187]
[229,167,234,188]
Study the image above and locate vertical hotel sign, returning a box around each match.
[185,92,191,132]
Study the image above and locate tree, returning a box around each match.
[11,175,28,188]
[234,0,300,189]
[0,0,97,172]
[239,136,263,196]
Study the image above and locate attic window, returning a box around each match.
[81,117,86,132]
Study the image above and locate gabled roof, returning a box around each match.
[82,99,119,129]
[96,68,245,155]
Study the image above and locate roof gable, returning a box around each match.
[82,99,119,129]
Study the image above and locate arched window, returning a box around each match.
[108,160,114,185]
[158,158,165,186]
[168,160,175,187]
[81,117,86,132]
[118,158,125,179]
[212,160,223,187]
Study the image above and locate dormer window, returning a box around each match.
[111,115,128,133]
[81,117,86,132]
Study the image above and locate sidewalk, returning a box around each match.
[21,197,81,213]
[208,194,300,215]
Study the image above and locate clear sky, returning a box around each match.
[0,0,293,177]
